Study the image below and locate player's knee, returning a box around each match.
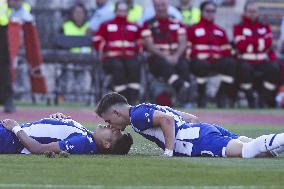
[225,139,243,157]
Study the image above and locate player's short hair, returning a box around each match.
[109,133,133,155]
[96,92,129,116]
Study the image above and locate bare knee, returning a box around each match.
[225,139,243,157]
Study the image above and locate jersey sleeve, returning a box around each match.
[58,135,97,154]
[131,105,155,131]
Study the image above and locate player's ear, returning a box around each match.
[113,109,120,117]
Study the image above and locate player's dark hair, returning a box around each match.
[200,1,217,12]
[96,92,129,116]
[109,133,133,155]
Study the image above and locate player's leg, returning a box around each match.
[189,123,239,157]
[226,133,284,158]
[211,124,254,144]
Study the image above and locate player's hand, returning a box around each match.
[1,119,19,131]
[49,112,70,120]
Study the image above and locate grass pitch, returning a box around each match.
[0,106,284,189]
[0,125,283,189]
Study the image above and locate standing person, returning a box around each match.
[87,0,115,35]
[95,92,284,158]
[233,1,280,108]
[186,1,237,108]
[177,0,200,26]
[141,0,191,105]
[0,0,15,113]
[93,1,142,105]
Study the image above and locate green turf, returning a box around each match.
[1,124,284,189]
[15,101,284,114]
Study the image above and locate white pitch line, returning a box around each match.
[0,184,281,189]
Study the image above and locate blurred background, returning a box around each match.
[1,0,284,113]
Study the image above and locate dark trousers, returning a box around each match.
[0,26,13,104]
[103,57,141,105]
[190,57,237,108]
[238,61,280,107]
[148,55,190,93]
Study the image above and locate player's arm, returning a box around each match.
[152,111,175,157]
[175,110,199,123]
[2,119,61,154]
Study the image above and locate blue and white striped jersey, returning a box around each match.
[129,103,238,157]
[0,118,98,155]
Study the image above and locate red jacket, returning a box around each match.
[93,16,141,59]
[186,18,231,63]
[141,17,186,55]
[233,16,276,64]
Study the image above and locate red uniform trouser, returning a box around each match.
[190,57,237,108]
[238,61,280,108]
[103,57,141,105]
[148,55,190,93]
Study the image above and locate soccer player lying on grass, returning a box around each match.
[95,92,284,158]
[0,114,133,155]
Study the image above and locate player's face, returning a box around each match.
[95,125,123,144]
[101,110,127,131]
